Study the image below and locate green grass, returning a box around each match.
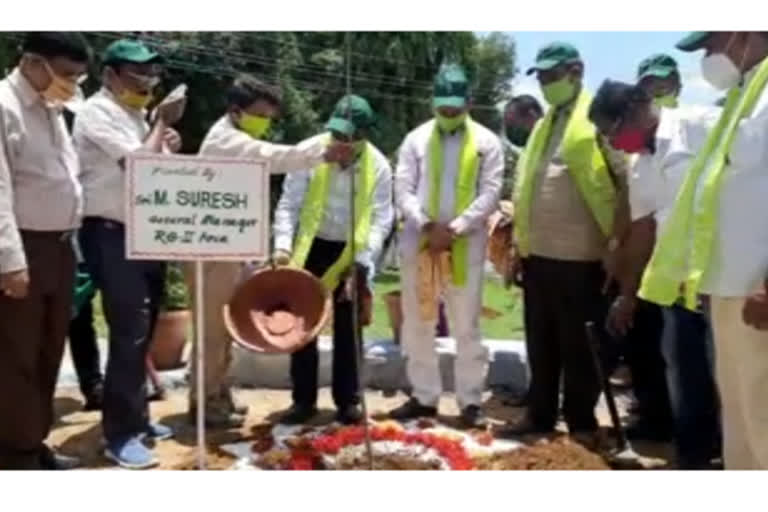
[367,270,523,341]
[90,270,525,342]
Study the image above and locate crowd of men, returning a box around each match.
[1,31,767,471]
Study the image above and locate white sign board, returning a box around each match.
[125,154,270,261]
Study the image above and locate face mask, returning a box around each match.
[237,113,271,139]
[118,89,153,110]
[701,53,742,91]
[610,128,648,154]
[435,112,467,132]
[506,125,531,146]
[40,60,78,105]
[542,77,576,107]
[653,94,679,109]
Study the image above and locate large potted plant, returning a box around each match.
[149,262,191,370]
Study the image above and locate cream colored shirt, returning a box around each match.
[528,100,628,262]
[395,118,504,264]
[199,115,327,172]
[0,68,82,273]
[73,87,149,224]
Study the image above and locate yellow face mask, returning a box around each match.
[118,89,153,110]
[237,113,271,139]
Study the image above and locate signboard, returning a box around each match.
[125,154,270,261]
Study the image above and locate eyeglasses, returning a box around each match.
[28,54,88,85]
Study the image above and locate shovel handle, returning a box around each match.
[585,321,629,452]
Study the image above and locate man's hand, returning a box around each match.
[272,249,292,267]
[156,97,186,126]
[163,128,182,153]
[339,263,370,301]
[606,294,637,337]
[1,269,30,299]
[323,142,354,164]
[742,280,768,329]
[424,222,454,254]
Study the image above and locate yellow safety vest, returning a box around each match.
[291,135,376,291]
[426,119,479,287]
[639,57,768,310]
[513,90,616,257]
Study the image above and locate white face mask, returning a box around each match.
[701,53,742,91]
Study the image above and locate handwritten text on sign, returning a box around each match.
[126,155,270,261]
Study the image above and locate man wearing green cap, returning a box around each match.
[73,38,186,469]
[388,63,503,428]
[639,31,768,469]
[503,42,629,441]
[185,74,354,429]
[637,54,682,109]
[272,94,393,425]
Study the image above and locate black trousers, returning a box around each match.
[68,263,103,399]
[79,218,165,444]
[522,256,611,432]
[0,231,74,469]
[624,299,673,431]
[290,238,361,409]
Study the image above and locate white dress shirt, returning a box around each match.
[73,87,149,224]
[273,133,394,274]
[699,65,768,297]
[629,105,719,238]
[199,115,327,172]
[395,118,503,264]
[0,68,82,273]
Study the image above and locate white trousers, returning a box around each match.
[711,296,768,469]
[399,257,487,409]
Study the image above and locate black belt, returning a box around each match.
[20,229,74,242]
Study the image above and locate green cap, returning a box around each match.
[526,42,581,75]
[103,39,161,65]
[433,63,469,109]
[637,53,679,80]
[326,94,375,136]
[676,32,711,52]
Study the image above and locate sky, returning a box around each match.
[498,31,721,107]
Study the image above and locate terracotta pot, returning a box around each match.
[149,310,191,370]
[224,266,331,354]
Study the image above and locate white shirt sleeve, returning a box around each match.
[273,169,311,253]
[0,107,26,273]
[75,101,143,161]
[356,157,394,275]
[728,89,768,170]
[627,156,662,221]
[395,133,431,229]
[449,131,504,236]
[214,129,326,174]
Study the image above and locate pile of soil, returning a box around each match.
[332,454,443,470]
[171,450,237,470]
[475,437,610,470]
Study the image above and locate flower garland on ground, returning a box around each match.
[254,422,477,470]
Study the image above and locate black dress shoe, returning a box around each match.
[279,404,318,425]
[336,405,363,425]
[460,405,487,429]
[40,445,80,470]
[389,398,438,421]
[496,417,554,439]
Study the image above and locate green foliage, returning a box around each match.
[162,262,190,312]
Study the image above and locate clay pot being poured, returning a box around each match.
[224,266,332,354]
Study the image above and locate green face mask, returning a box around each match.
[653,94,679,109]
[542,77,576,107]
[435,112,468,132]
[237,113,271,139]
